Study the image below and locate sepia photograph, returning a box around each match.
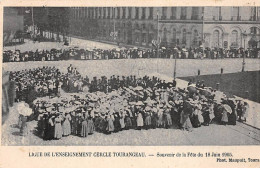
[2,6,260,147]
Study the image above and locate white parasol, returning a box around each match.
[223,104,232,114]
[17,102,32,116]
[134,86,143,91]
[135,101,144,106]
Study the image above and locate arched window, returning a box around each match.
[182,29,186,44]
[117,30,121,39]
[142,33,146,43]
[249,27,260,48]
[136,32,140,42]
[172,28,176,43]
[135,23,139,30]
[213,30,220,47]
[123,31,126,40]
[103,29,106,37]
[163,28,167,42]
[231,30,239,47]
[193,29,199,46]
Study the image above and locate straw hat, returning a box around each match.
[135,101,144,106]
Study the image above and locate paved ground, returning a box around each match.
[3,58,260,78]
[3,37,118,52]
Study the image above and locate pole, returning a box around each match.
[242,34,246,72]
[201,7,205,58]
[31,7,35,37]
[156,10,159,73]
[113,7,116,44]
[114,8,115,41]
[173,54,177,80]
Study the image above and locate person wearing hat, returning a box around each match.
[71,111,78,135]
[45,115,55,140]
[144,106,152,130]
[62,113,72,136]
[119,110,126,131]
[76,113,83,136]
[226,99,237,126]
[136,107,144,130]
[87,110,95,135]
[54,114,63,139]
[124,108,132,130]
[81,113,89,137]
[41,113,49,140]
[157,104,164,128]
[180,100,193,131]
[106,113,115,134]
[201,102,212,126]
[129,104,137,129]
[19,114,29,136]
[190,103,203,128]
[164,107,172,129]
[151,105,158,129]
[112,112,121,132]
[241,101,249,122]
[221,101,230,125]
[236,100,244,122]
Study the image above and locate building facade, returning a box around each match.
[69,7,260,49]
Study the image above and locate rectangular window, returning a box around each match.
[74,8,76,19]
[149,7,153,19]
[232,7,240,21]
[99,8,102,19]
[88,8,91,19]
[148,33,153,43]
[191,7,199,20]
[122,7,126,19]
[136,33,140,42]
[180,7,187,20]
[142,33,146,43]
[128,7,132,19]
[117,7,120,19]
[112,8,115,19]
[108,7,110,19]
[92,8,95,19]
[95,7,98,19]
[251,7,258,21]
[162,7,167,19]
[135,7,139,19]
[103,7,106,18]
[213,7,222,20]
[171,7,176,19]
[142,7,146,19]
[258,7,260,20]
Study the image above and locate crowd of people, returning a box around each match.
[12,64,250,140]
[3,46,260,62]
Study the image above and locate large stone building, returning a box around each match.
[69,7,260,49]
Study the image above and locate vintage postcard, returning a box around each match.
[0,0,260,168]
